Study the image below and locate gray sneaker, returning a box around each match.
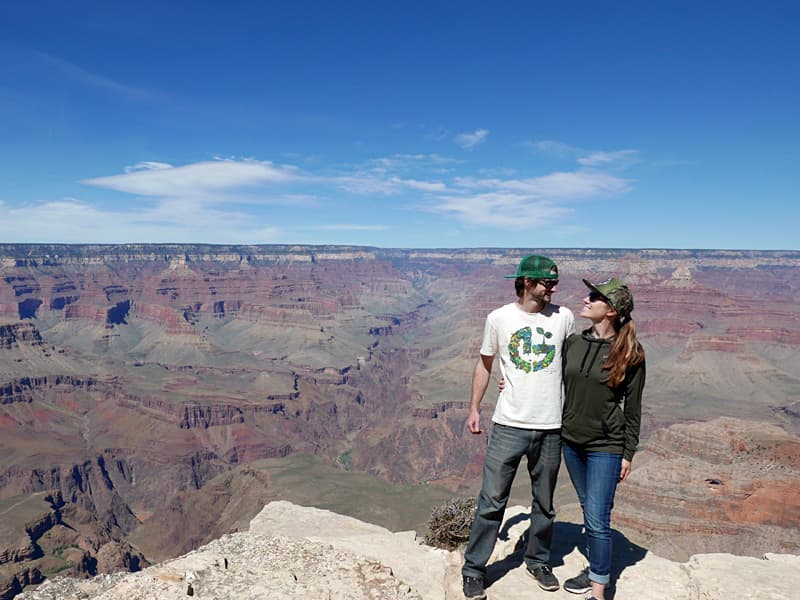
[526,564,560,591]
[462,575,486,600]
[564,567,591,594]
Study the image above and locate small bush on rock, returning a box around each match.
[423,496,476,550]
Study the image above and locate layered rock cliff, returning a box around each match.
[612,418,800,561]
[17,501,800,600]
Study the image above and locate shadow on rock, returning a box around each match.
[485,516,648,597]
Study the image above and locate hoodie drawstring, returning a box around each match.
[579,338,605,377]
[579,341,592,375]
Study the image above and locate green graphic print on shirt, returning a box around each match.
[508,326,555,373]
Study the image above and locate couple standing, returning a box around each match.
[462,255,646,600]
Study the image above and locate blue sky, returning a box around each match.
[0,1,797,249]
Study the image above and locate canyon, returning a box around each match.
[0,244,798,598]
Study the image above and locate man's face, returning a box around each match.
[530,278,559,303]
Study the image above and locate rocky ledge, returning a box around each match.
[17,501,800,600]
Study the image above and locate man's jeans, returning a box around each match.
[562,442,622,585]
[462,424,561,578]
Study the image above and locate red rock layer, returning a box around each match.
[614,418,800,559]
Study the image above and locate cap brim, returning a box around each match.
[582,278,609,301]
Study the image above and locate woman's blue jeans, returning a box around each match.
[562,442,622,585]
[462,424,561,579]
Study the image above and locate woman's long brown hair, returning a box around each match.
[603,318,645,388]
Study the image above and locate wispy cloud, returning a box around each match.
[525,139,583,159]
[336,174,446,195]
[422,124,450,141]
[430,170,632,227]
[430,193,573,228]
[578,149,640,168]
[32,50,162,102]
[360,153,460,174]
[125,161,172,172]
[307,224,388,231]
[526,140,641,170]
[454,129,489,149]
[478,167,517,177]
[453,171,630,198]
[334,154,453,195]
[649,157,695,168]
[0,198,280,244]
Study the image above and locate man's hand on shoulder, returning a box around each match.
[466,409,483,434]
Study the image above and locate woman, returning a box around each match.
[560,277,645,599]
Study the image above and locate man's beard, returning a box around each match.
[531,289,551,305]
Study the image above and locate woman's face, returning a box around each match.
[580,290,613,321]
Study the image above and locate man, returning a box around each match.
[462,255,575,600]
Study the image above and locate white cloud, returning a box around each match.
[83,159,302,198]
[0,156,315,244]
[578,149,640,168]
[431,193,573,228]
[0,198,281,244]
[526,140,641,170]
[0,158,320,244]
[308,224,388,231]
[216,192,320,207]
[453,171,631,198]
[124,161,172,172]
[336,174,399,195]
[393,153,459,165]
[430,170,632,227]
[359,153,460,174]
[336,174,446,195]
[478,167,517,177]
[402,178,447,192]
[525,139,582,159]
[454,129,489,149]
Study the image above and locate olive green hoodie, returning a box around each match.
[561,329,645,461]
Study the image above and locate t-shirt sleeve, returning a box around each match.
[565,308,576,338]
[479,313,498,357]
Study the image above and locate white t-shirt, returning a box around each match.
[480,302,575,429]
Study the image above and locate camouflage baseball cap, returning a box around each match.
[583,277,634,319]
[504,255,559,279]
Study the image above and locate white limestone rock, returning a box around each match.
[17,502,800,600]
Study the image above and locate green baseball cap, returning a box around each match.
[583,277,634,319]
[505,255,559,279]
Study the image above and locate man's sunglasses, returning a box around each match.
[536,279,559,289]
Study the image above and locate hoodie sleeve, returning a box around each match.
[622,360,646,462]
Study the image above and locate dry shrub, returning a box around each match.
[423,496,476,550]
